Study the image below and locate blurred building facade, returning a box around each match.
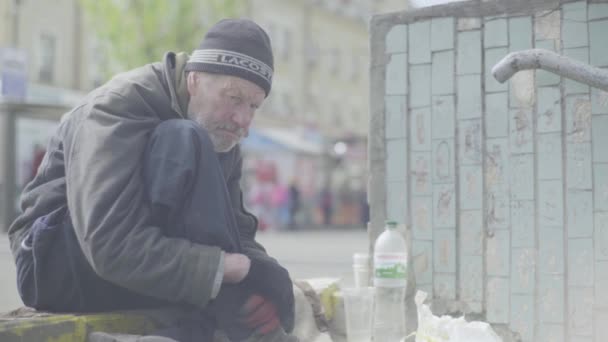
[0,0,101,104]
[0,0,410,229]
[243,0,387,227]
[0,0,97,229]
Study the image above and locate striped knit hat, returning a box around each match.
[185,18,274,97]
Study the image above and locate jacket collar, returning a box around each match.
[163,51,190,118]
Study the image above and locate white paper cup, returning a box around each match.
[353,253,370,288]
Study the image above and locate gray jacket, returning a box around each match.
[9,52,267,308]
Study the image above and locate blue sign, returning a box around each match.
[0,47,27,100]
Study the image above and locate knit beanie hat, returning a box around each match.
[185,18,274,97]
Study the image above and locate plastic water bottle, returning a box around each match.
[373,221,407,341]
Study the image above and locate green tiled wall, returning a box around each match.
[376,1,608,340]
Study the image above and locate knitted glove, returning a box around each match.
[210,284,253,341]
[241,255,295,333]
[239,294,281,335]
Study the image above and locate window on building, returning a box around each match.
[39,34,56,84]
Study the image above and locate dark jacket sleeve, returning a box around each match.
[64,91,222,308]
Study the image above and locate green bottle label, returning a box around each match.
[374,253,407,287]
[375,263,407,278]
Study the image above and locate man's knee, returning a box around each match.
[150,119,214,154]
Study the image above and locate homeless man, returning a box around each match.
[8,18,297,342]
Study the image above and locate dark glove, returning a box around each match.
[209,284,254,342]
[241,255,295,333]
[239,294,281,335]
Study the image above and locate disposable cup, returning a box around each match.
[353,253,370,288]
[341,286,375,342]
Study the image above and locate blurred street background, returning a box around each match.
[0,0,408,234]
[0,0,465,313]
[0,0,440,312]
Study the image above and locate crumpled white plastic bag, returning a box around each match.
[412,291,502,342]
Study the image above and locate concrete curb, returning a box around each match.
[0,307,189,342]
[0,279,344,342]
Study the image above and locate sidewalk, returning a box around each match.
[0,235,22,313]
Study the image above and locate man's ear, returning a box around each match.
[186,72,198,96]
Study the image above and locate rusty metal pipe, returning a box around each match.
[492,48,608,92]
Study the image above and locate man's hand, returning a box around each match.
[239,294,281,335]
[223,253,251,283]
[241,256,295,333]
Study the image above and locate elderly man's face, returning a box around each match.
[187,72,265,152]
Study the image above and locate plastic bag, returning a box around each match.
[413,291,502,342]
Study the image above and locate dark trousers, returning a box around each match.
[15,120,252,340]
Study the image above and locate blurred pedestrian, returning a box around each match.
[9,19,296,342]
[287,180,300,230]
[320,187,333,226]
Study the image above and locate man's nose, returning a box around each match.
[233,107,253,128]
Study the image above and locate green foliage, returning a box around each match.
[79,0,241,78]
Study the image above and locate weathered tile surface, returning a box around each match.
[486,277,510,323]
[409,21,431,64]
[433,229,456,273]
[539,275,565,323]
[511,248,536,294]
[594,164,608,212]
[486,92,509,137]
[385,96,407,139]
[433,183,455,227]
[386,139,407,182]
[509,16,533,51]
[567,190,593,238]
[568,287,594,337]
[596,211,608,260]
[486,230,510,277]
[457,30,481,74]
[537,133,563,180]
[387,181,408,222]
[431,17,454,51]
[412,196,433,240]
[410,106,432,151]
[485,47,509,93]
[457,74,482,119]
[410,65,432,108]
[432,95,455,139]
[537,87,562,133]
[411,152,432,196]
[589,19,608,67]
[458,119,482,165]
[385,53,408,95]
[460,210,483,256]
[510,294,535,341]
[568,238,594,287]
[385,24,407,53]
[432,139,455,183]
[432,50,454,95]
[484,17,508,48]
[511,200,535,248]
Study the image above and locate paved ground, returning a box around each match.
[0,236,21,313]
[257,227,369,284]
[0,227,369,313]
